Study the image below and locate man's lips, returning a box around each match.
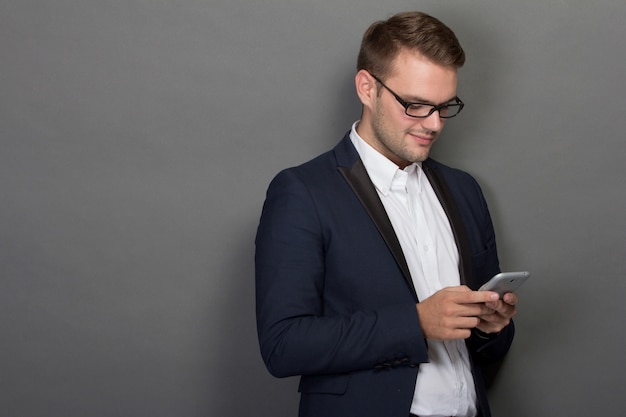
[408,132,436,144]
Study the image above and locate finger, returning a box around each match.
[455,316,482,330]
[485,299,509,314]
[478,310,513,333]
[451,289,500,304]
[486,296,516,309]
[478,307,498,321]
[487,302,517,322]
[485,299,502,310]
[442,285,473,293]
[483,306,497,316]
[502,292,519,305]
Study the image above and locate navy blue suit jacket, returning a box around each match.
[255,134,514,417]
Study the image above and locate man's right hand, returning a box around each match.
[416,286,500,340]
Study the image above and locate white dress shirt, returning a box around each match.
[350,123,477,417]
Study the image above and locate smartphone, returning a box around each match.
[479,271,530,298]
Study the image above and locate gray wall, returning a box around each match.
[2,1,625,416]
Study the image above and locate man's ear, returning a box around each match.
[355,69,377,108]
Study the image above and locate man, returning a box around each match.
[255,11,518,417]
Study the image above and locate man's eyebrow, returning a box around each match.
[404,94,458,105]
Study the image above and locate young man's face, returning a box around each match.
[358,49,459,168]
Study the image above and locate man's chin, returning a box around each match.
[409,147,432,163]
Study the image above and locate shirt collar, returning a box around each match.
[349,121,421,196]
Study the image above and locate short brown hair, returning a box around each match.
[357,11,465,79]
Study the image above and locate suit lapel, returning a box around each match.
[422,161,473,285]
[333,135,473,297]
[337,157,418,301]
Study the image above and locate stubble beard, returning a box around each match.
[371,101,437,166]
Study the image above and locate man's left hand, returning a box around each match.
[476,292,518,334]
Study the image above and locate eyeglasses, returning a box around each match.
[370,74,464,119]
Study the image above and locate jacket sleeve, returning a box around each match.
[457,171,515,364]
[255,169,428,378]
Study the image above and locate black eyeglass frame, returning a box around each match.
[370,73,464,119]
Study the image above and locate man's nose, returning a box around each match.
[420,110,444,132]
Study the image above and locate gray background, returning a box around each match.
[2,0,625,416]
